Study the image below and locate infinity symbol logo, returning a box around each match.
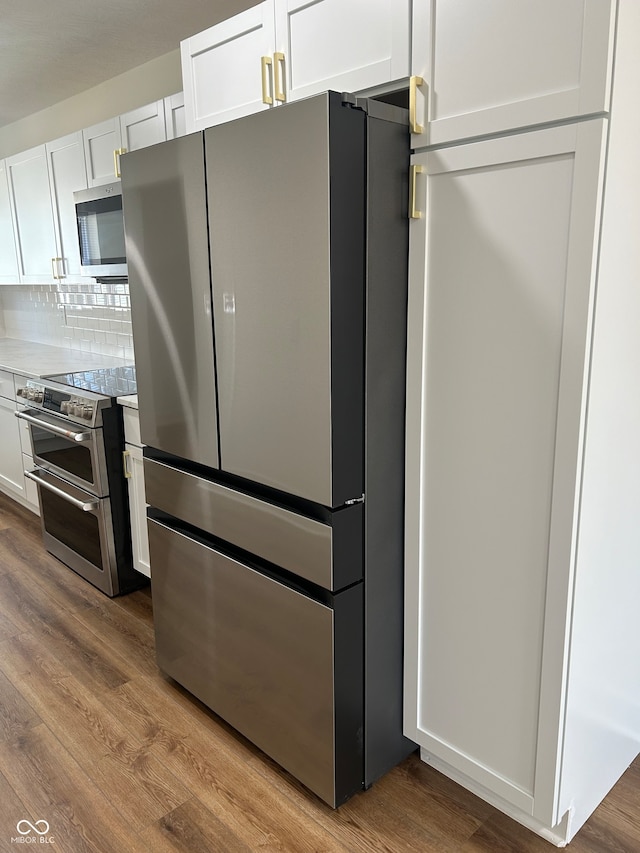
[16,819,50,835]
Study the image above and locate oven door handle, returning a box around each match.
[25,470,100,512]
[15,410,92,442]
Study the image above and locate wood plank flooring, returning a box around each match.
[0,491,637,852]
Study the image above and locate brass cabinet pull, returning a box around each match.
[113,147,127,178]
[51,257,63,280]
[261,55,273,105]
[274,52,286,102]
[409,76,426,135]
[123,449,132,479]
[409,164,424,219]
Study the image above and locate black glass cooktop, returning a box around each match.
[47,365,137,398]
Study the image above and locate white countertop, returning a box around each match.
[0,338,130,379]
[117,394,139,409]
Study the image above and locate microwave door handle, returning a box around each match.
[15,410,92,442]
[24,470,100,512]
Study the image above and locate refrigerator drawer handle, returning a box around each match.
[25,470,100,512]
[15,410,92,442]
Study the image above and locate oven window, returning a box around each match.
[40,489,104,570]
[31,429,95,485]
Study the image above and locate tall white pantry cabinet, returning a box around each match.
[404,0,640,846]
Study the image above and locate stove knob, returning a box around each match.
[16,387,25,398]
[26,388,35,401]
[82,405,93,420]
[60,401,69,414]
[33,390,44,403]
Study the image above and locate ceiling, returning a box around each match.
[0,0,257,129]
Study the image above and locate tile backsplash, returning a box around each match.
[0,283,135,361]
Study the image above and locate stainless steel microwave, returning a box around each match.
[74,182,127,278]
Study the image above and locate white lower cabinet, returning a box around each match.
[0,371,37,511]
[122,405,150,577]
[405,110,640,844]
[0,394,25,500]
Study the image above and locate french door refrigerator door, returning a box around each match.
[121,133,219,469]
[205,92,365,508]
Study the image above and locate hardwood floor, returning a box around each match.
[0,491,637,852]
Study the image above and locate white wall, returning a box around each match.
[0,50,181,159]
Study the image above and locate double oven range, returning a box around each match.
[15,366,142,597]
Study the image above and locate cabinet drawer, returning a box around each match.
[149,515,362,807]
[0,369,15,401]
[144,456,362,591]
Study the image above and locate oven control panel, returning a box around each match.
[16,381,105,428]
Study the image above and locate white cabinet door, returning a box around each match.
[164,92,186,139]
[404,120,607,821]
[411,0,616,148]
[83,117,122,186]
[5,146,58,284]
[124,442,150,577]
[274,0,410,104]
[46,132,88,283]
[0,160,19,284]
[182,3,276,132]
[120,100,167,153]
[0,392,26,501]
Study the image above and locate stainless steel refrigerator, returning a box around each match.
[121,91,415,807]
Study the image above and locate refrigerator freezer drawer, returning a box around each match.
[149,516,363,807]
[144,456,362,591]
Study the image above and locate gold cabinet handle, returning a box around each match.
[410,76,427,135]
[113,147,127,178]
[409,164,424,219]
[123,450,132,479]
[51,258,63,280]
[261,55,273,105]
[274,52,286,103]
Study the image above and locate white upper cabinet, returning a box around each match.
[6,134,87,285]
[120,100,167,154]
[84,102,167,186]
[164,92,186,139]
[0,161,19,284]
[83,117,122,186]
[410,0,616,148]
[182,3,276,131]
[46,132,89,282]
[274,0,409,104]
[6,146,59,285]
[182,0,410,132]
